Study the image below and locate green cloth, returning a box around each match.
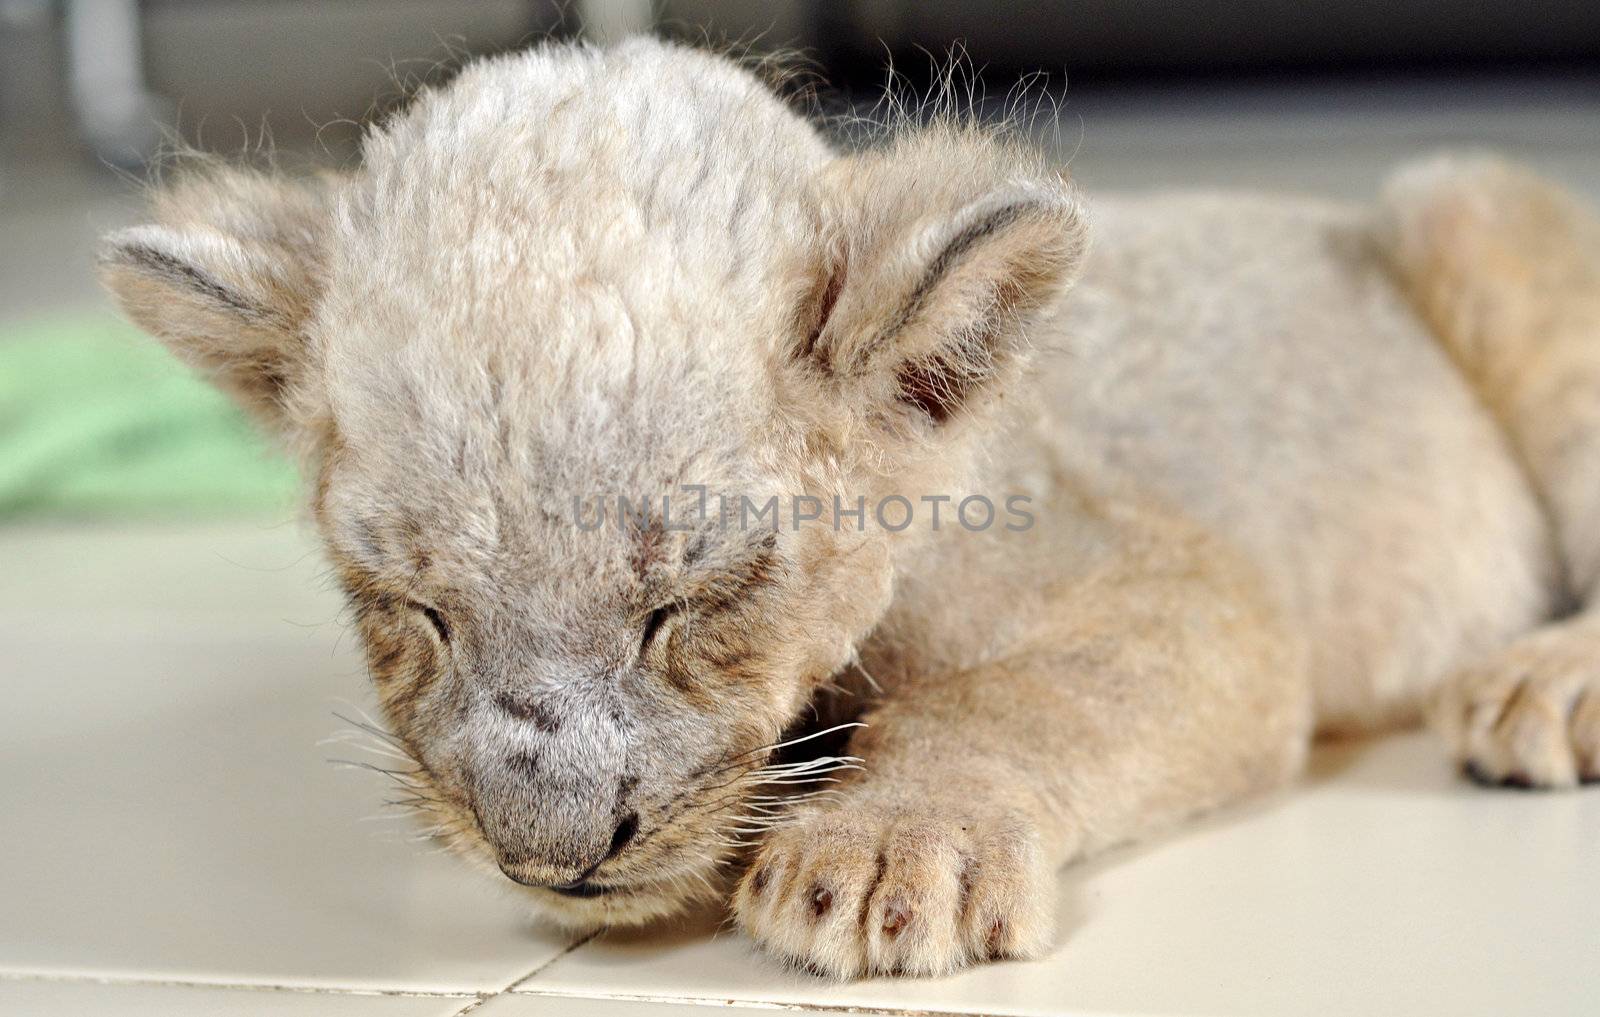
[0,314,298,517]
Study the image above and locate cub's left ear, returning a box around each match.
[98,166,330,436]
[797,128,1088,428]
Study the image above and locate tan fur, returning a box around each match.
[99,38,1600,979]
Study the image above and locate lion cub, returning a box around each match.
[102,37,1600,978]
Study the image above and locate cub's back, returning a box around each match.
[1037,191,1556,729]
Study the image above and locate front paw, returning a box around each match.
[731,793,1055,978]
[1433,627,1600,789]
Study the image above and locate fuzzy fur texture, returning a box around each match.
[101,37,1600,978]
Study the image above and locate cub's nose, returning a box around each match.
[496,811,639,890]
[470,688,636,888]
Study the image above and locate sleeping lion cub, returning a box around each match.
[102,37,1600,978]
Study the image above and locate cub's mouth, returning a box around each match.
[336,688,872,930]
[546,880,613,898]
[513,706,870,926]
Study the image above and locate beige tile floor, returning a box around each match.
[4,523,1600,1016]
[4,73,1600,1017]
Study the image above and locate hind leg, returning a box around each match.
[1382,156,1600,786]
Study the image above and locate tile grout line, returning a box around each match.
[437,930,599,1014]
[499,930,602,994]
[505,986,1012,1017]
[443,994,493,1016]
[0,968,475,1000]
[0,964,1018,1017]
[0,930,603,1012]
[0,949,1008,1016]
[476,929,1011,1017]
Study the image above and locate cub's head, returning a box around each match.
[100,37,1086,926]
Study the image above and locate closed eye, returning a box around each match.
[409,601,451,644]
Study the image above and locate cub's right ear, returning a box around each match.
[98,167,331,433]
[793,126,1088,438]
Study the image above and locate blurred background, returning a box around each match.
[0,0,1597,514]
